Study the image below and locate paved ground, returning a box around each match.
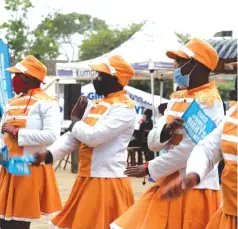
[31,167,154,229]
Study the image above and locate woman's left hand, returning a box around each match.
[159,173,200,200]
[2,123,16,135]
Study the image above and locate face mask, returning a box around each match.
[12,76,25,95]
[174,60,197,88]
[174,68,189,88]
[93,73,120,96]
[93,79,104,95]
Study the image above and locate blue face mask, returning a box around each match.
[174,67,189,88]
[174,60,197,88]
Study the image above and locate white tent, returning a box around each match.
[56,21,182,77]
[56,21,182,121]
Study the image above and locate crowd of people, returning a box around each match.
[0,37,237,229]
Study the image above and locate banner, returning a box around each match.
[80,83,168,129]
[0,40,13,115]
[182,100,217,144]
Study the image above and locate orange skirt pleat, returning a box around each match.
[51,176,134,229]
[111,185,221,229]
[0,165,62,221]
[206,208,237,229]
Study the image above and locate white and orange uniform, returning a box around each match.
[111,81,224,229]
[47,90,136,229]
[186,102,237,229]
[0,88,62,222]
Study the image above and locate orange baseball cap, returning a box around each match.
[6,55,47,82]
[89,55,135,87]
[166,38,219,70]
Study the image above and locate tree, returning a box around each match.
[31,13,108,61]
[175,32,191,44]
[1,0,33,60]
[217,81,234,101]
[29,12,60,61]
[79,23,143,61]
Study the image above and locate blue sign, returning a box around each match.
[0,39,13,115]
[7,156,35,176]
[0,146,35,176]
[182,100,217,144]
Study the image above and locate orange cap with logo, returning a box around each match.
[90,55,135,87]
[166,38,219,70]
[6,55,47,82]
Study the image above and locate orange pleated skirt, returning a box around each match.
[51,176,134,229]
[0,165,62,222]
[206,208,237,229]
[111,185,221,229]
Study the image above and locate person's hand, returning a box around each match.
[71,96,88,121]
[165,117,184,134]
[159,173,200,200]
[2,123,17,135]
[33,151,50,166]
[124,165,146,178]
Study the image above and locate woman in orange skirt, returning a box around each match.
[0,56,62,229]
[37,55,136,229]
[160,77,238,229]
[111,38,224,229]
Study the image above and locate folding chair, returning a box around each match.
[54,154,71,172]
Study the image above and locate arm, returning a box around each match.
[18,100,61,146]
[47,131,80,162]
[185,99,226,180]
[147,115,171,152]
[186,121,224,181]
[148,137,196,181]
[148,99,225,182]
[71,105,135,148]
[148,99,184,151]
[159,122,224,200]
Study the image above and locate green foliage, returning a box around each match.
[1,0,33,60]
[175,32,191,44]
[217,81,234,101]
[79,23,143,61]
[30,12,108,61]
[42,13,107,38]
[28,32,59,60]
[2,0,108,61]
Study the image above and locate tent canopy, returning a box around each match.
[56,21,183,78]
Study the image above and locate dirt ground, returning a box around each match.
[31,167,154,229]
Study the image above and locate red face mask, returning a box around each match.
[12,76,25,95]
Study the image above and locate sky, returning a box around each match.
[0,0,237,60]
